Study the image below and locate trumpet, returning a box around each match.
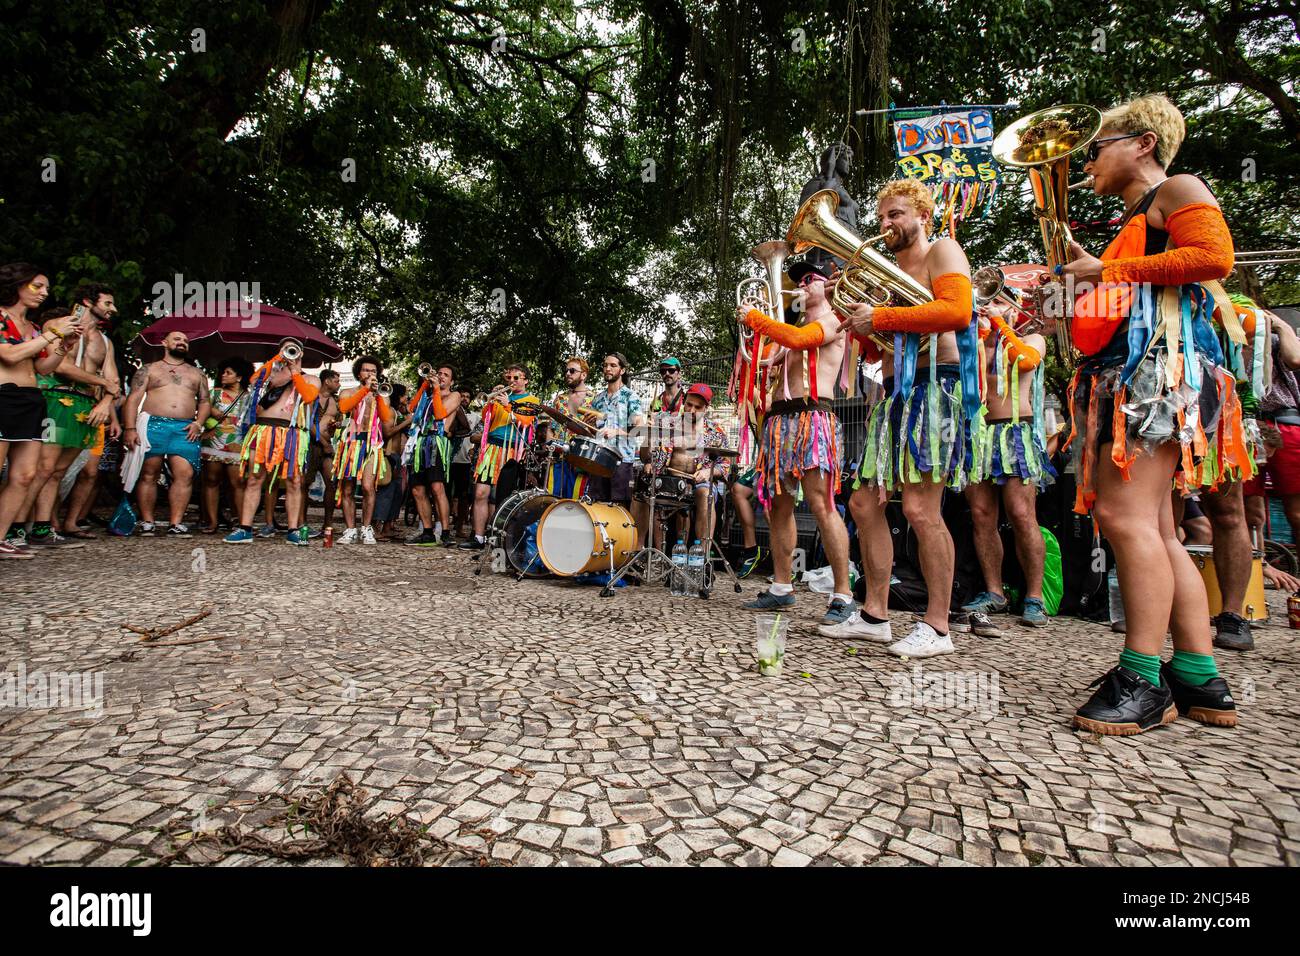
[370,376,392,398]
[470,385,509,410]
[417,362,436,380]
[280,339,304,362]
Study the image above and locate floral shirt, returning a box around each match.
[591,384,644,462]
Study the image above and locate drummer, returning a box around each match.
[632,383,728,548]
[587,352,644,505]
[540,356,597,498]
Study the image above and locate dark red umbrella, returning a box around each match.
[133,301,343,368]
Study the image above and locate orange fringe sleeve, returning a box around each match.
[1100,203,1234,285]
[291,373,319,403]
[375,395,392,422]
[338,388,367,414]
[743,309,826,349]
[430,386,447,419]
[991,316,1042,371]
[873,273,972,334]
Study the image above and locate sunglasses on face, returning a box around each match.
[1086,132,1146,163]
[660,368,678,375]
[505,373,524,381]
[565,368,582,374]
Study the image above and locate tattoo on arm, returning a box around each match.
[197,374,211,403]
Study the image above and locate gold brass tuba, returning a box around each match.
[992,104,1103,357]
[785,188,933,354]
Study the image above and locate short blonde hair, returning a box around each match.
[876,179,936,234]
[1101,94,1185,169]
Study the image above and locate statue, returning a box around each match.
[795,143,859,276]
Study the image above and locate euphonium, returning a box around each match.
[992,104,1103,358]
[735,240,794,369]
[280,338,304,362]
[785,189,933,354]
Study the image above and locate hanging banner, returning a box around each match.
[892,108,1001,226]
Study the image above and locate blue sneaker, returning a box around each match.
[962,591,1009,614]
[256,523,277,538]
[224,528,255,544]
[741,590,796,610]
[287,526,310,547]
[737,548,763,579]
[822,598,855,626]
[1021,597,1049,627]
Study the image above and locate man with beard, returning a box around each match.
[333,355,393,545]
[540,356,597,499]
[837,178,981,657]
[734,263,855,626]
[406,364,464,545]
[587,353,643,506]
[225,339,321,544]
[122,330,211,536]
[22,283,122,547]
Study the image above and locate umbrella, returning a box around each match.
[133,300,343,368]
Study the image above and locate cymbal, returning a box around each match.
[702,446,739,458]
[539,403,596,436]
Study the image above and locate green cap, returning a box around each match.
[659,357,681,369]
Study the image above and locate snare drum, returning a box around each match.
[489,489,557,577]
[564,436,621,478]
[536,499,638,576]
[1185,545,1269,622]
[633,467,696,511]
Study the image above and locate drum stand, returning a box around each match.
[600,456,674,598]
[700,531,743,599]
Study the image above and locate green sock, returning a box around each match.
[1168,650,1219,687]
[1118,648,1162,686]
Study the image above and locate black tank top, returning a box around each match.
[1118,180,1169,256]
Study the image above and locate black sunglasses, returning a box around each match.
[1086,132,1146,163]
[565,367,582,374]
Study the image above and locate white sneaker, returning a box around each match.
[817,610,893,643]
[886,621,955,658]
[338,527,359,545]
[360,525,377,545]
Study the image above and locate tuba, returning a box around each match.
[992,104,1102,358]
[735,240,794,369]
[786,189,933,354]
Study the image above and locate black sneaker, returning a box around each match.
[1160,661,1238,728]
[969,611,1002,638]
[737,548,762,579]
[1073,667,1177,736]
[405,530,438,547]
[458,537,485,551]
[949,611,971,633]
[1212,612,1254,652]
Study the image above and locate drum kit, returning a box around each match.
[477,407,742,599]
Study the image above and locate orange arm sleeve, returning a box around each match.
[375,395,392,422]
[291,373,319,403]
[991,316,1042,371]
[872,273,972,334]
[338,388,367,414]
[411,380,428,407]
[743,309,826,349]
[430,386,447,419]
[1100,203,1234,285]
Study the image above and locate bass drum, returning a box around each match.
[536,499,638,577]
[489,489,557,577]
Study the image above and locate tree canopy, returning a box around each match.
[2,0,1296,393]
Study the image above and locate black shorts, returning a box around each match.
[450,462,472,500]
[0,384,46,442]
[486,460,526,504]
[586,460,636,504]
[412,459,448,487]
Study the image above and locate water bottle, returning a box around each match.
[1107,566,1125,628]
[687,540,706,597]
[670,539,688,596]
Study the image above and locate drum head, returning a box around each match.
[537,501,598,576]
[493,490,555,576]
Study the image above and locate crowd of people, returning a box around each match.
[2,92,1297,739]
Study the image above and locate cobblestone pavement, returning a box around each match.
[2,536,1298,867]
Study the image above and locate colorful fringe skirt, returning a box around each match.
[240,422,310,480]
[1068,349,1255,514]
[857,367,976,493]
[546,457,588,499]
[969,419,1057,488]
[410,431,453,482]
[752,400,843,510]
[332,435,387,483]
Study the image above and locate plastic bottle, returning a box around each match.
[1107,567,1125,628]
[670,539,688,596]
[687,539,706,597]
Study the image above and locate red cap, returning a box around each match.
[686,383,713,405]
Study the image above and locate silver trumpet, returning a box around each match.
[280,338,304,362]
[417,362,436,380]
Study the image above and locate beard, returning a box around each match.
[884,222,921,253]
[166,347,189,360]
